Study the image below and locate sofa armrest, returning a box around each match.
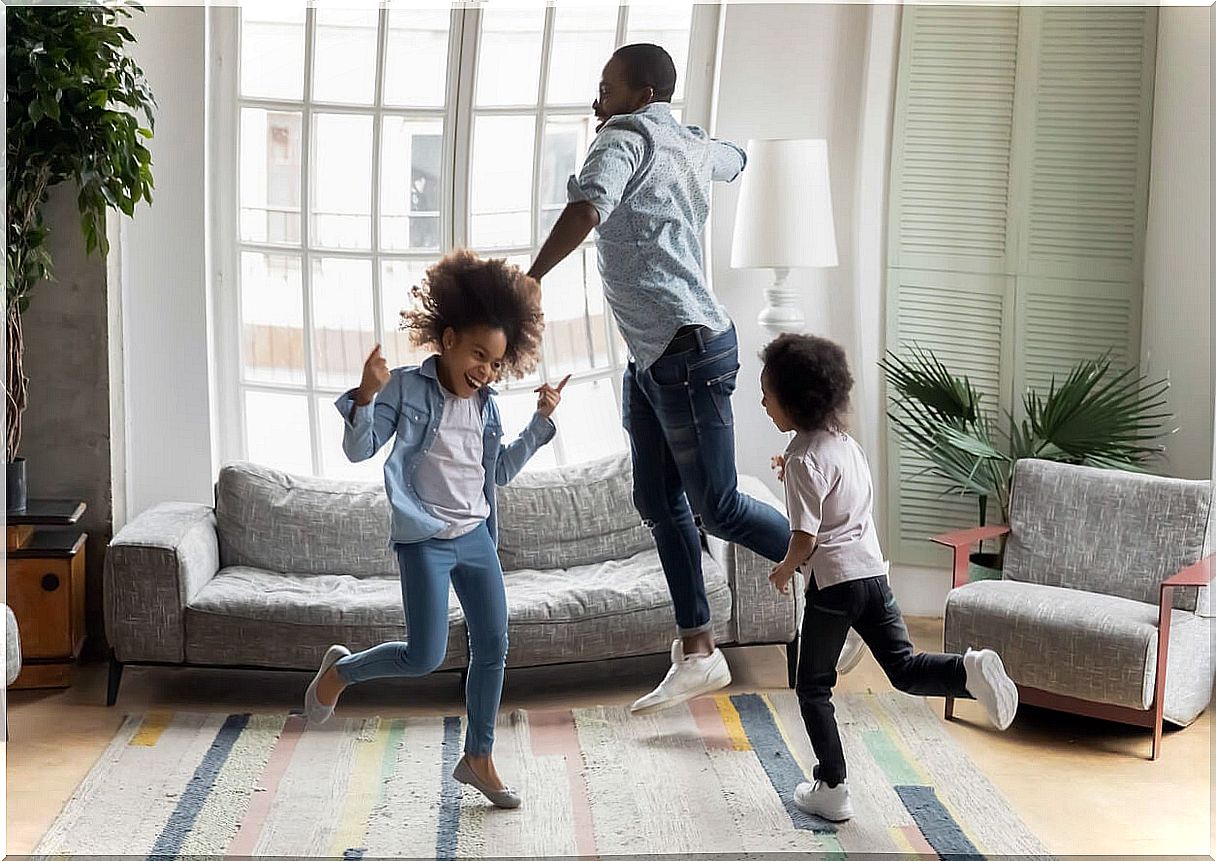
[710,475,798,645]
[931,525,1011,589]
[104,502,219,663]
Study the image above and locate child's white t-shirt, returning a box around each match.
[413,388,491,539]
[783,428,888,589]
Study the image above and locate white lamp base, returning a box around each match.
[758,268,805,339]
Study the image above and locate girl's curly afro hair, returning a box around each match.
[760,333,853,433]
[401,249,545,378]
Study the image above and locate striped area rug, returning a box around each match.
[35,691,1049,858]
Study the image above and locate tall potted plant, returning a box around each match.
[6,2,155,510]
[881,344,1173,574]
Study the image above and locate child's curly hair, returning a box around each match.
[760,334,853,433]
[401,249,545,378]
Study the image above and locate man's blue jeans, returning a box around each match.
[622,324,791,635]
[335,523,507,756]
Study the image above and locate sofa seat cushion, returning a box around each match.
[501,548,732,666]
[944,579,1210,720]
[184,567,467,671]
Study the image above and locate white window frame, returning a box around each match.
[209,3,721,475]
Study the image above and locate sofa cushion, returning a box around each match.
[944,579,1212,722]
[502,547,732,665]
[184,566,466,671]
[495,451,653,572]
[215,462,397,578]
[1003,459,1211,611]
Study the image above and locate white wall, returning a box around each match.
[1142,5,1213,482]
[121,7,216,518]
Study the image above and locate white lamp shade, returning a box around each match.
[730,138,838,269]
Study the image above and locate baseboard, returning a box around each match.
[888,563,949,618]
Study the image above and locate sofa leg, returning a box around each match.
[1151,710,1163,761]
[944,695,955,721]
[107,654,124,707]
[786,635,799,689]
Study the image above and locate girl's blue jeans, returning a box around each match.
[335,522,507,757]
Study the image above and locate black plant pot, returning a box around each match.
[967,551,1002,582]
[7,457,27,513]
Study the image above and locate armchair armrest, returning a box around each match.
[104,502,220,663]
[931,525,1011,589]
[1151,554,1214,751]
[712,475,798,644]
[1163,555,1213,590]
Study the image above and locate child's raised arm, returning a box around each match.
[335,344,401,463]
[493,374,569,486]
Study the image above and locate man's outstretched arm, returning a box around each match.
[527,201,599,282]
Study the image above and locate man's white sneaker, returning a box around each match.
[963,647,1018,730]
[836,629,866,674]
[629,639,731,715]
[793,779,854,821]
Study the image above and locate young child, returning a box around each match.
[304,250,567,810]
[760,334,1018,823]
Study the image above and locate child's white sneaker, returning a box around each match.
[963,647,1018,730]
[793,779,854,821]
[836,629,866,674]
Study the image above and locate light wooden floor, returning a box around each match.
[6,617,1211,856]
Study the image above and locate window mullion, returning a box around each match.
[371,7,389,349]
[450,7,478,250]
[300,6,323,477]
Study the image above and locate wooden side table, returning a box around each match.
[7,500,87,689]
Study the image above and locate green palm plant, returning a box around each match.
[880,344,1174,559]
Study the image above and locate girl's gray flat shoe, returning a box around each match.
[452,756,522,809]
[304,644,350,724]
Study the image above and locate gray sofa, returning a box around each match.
[939,458,1213,760]
[103,453,798,705]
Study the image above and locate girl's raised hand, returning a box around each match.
[534,374,571,418]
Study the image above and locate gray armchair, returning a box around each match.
[5,604,20,686]
[934,458,1213,760]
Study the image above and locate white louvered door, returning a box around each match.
[1010,7,1155,404]
[885,6,1157,564]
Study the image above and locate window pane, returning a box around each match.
[550,378,625,465]
[317,395,388,481]
[626,5,692,101]
[539,248,611,376]
[312,9,379,105]
[540,116,593,237]
[547,7,617,106]
[311,113,373,249]
[384,8,450,107]
[475,7,544,107]
[381,259,435,369]
[244,390,313,475]
[471,115,535,248]
[312,257,374,390]
[241,252,305,385]
[381,118,444,252]
[240,6,305,100]
[496,391,558,472]
[241,108,302,244]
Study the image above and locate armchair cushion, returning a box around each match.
[1003,459,1211,612]
[945,579,1213,725]
[5,604,19,686]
